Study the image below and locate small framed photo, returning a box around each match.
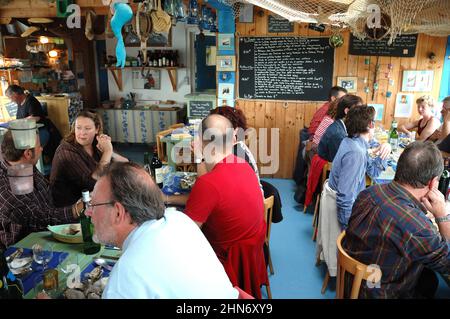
[402,70,434,92]
[337,76,358,93]
[218,33,235,52]
[131,69,161,90]
[216,55,236,72]
[218,83,234,99]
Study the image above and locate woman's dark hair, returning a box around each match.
[65,110,103,144]
[395,141,443,188]
[335,94,364,120]
[326,97,340,118]
[209,106,248,130]
[345,105,375,138]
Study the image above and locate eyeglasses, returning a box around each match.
[86,201,115,210]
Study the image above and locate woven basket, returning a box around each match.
[151,0,171,33]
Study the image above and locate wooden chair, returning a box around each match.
[336,231,382,299]
[156,128,173,164]
[264,195,275,275]
[311,162,332,241]
[263,195,275,299]
[169,123,185,129]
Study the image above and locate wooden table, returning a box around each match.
[10,231,120,299]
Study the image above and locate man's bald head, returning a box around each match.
[201,114,234,149]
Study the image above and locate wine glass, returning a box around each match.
[32,243,54,273]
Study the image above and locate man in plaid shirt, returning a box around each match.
[0,130,81,249]
[343,141,450,298]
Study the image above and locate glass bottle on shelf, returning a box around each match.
[162,51,167,67]
[150,147,163,188]
[79,190,101,255]
[137,50,142,67]
[152,50,158,67]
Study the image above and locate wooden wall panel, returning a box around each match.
[236,9,447,178]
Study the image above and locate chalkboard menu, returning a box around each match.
[239,37,334,101]
[268,15,294,33]
[189,101,213,118]
[349,34,418,57]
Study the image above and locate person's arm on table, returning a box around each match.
[399,120,419,137]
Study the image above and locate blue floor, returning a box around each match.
[116,143,450,299]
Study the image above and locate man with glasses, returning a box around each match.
[86,162,238,299]
[0,130,81,249]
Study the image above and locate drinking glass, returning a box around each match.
[32,243,54,273]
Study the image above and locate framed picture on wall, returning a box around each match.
[216,55,236,72]
[337,76,358,93]
[394,93,414,118]
[401,70,434,92]
[218,83,234,99]
[368,103,384,122]
[218,33,234,52]
[131,69,161,90]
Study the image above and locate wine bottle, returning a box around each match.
[389,120,399,152]
[150,148,163,188]
[438,170,450,200]
[79,190,101,255]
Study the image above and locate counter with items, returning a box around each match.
[95,103,186,144]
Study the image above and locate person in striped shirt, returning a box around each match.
[343,141,450,298]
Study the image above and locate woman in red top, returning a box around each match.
[399,95,440,141]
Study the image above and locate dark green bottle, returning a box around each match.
[389,120,399,152]
[79,190,101,255]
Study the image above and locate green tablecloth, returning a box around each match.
[12,231,120,299]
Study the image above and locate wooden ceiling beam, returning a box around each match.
[0,0,138,18]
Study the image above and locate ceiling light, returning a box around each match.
[39,36,49,44]
[48,50,58,58]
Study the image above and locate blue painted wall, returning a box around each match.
[439,36,450,100]
[96,40,109,102]
[195,34,217,91]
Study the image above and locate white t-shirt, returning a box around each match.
[102,208,238,299]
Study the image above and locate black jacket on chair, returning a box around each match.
[261,180,283,223]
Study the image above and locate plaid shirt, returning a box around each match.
[0,158,76,249]
[343,181,450,298]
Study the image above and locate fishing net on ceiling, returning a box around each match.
[217,0,450,42]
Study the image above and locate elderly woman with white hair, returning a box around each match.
[399,95,441,141]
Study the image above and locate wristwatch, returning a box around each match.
[435,214,450,223]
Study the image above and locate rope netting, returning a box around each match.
[217,0,450,41]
